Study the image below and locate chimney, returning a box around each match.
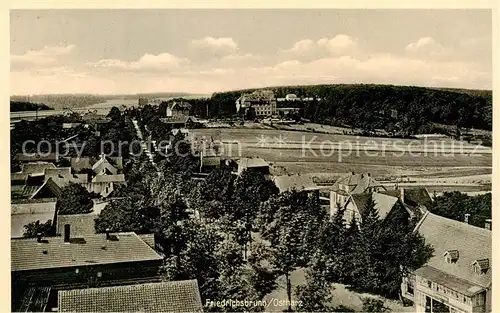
[37,233,42,243]
[484,219,492,230]
[367,173,371,177]
[351,171,355,175]
[464,213,471,224]
[64,224,71,243]
[105,228,111,240]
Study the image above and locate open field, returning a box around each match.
[191,128,491,193]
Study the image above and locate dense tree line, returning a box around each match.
[429,192,491,228]
[10,101,53,112]
[187,84,491,135]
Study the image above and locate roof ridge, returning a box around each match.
[60,279,199,294]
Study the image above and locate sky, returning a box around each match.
[10,9,492,95]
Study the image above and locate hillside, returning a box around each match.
[10,101,53,112]
[204,84,492,135]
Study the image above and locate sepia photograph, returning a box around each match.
[8,6,493,313]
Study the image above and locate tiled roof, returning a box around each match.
[91,174,125,183]
[273,174,319,193]
[414,212,492,290]
[11,173,28,183]
[21,162,57,175]
[58,280,203,313]
[45,167,72,177]
[16,286,52,313]
[11,232,163,272]
[138,234,156,249]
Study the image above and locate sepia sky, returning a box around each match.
[10,9,492,95]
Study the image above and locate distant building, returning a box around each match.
[236,90,277,117]
[402,212,492,313]
[330,172,386,209]
[166,100,192,118]
[11,199,57,238]
[273,174,320,201]
[58,280,204,313]
[15,153,58,163]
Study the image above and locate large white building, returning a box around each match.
[236,90,277,117]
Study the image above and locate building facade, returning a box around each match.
[402,212,492,313]
[236,90,277,117]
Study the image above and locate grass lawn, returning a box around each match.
[263,268,413,312]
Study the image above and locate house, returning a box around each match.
[11,199,57,238]
[165,100,192,118]
[333,187,431,226]
[273,174,319,193]
[401,212,492,313]
[92,154,119,175]
[236,90,277,117]
[330,172,386,209]
[62,123,82,129]
[11,229,164,312]
[57,280,204,313]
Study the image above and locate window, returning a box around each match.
[75,268,79,274]
[97,272,102,278]
[428,281,433,289]
[407,282,414,296]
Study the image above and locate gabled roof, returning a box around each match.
[273,174,319,193]
[413,212,492,292]
[58,280,203,313]
[349,192,400,220]
[404,187,433,208]
[11,232,163,272]
[92,174,125,183]
[92,155,119,175]
[29,178,63,199]
[332,172,384,194]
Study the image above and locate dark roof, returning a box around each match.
[404,187,433,208]
[11,232,163,272]
[58,280,203,313]
[414,212,492,290]
[29,178,63,199]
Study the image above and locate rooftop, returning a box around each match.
[11,201,57,238]
[332,172,384,194]
[236,157,269,169]
[58,280,203,313]
[11,232,163,272]
[414,212,492,291]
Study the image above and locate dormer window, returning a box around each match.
[472,259,489,274]
[443,250,459,264]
